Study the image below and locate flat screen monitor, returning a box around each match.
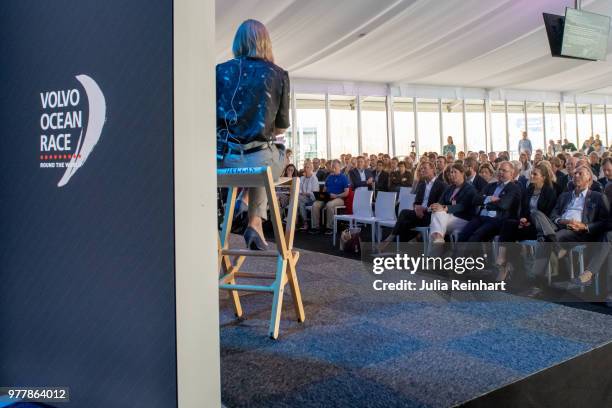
[561,8,610,61]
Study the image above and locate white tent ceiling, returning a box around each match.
[216,0,612,98]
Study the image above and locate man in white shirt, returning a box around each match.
[298,162,320,230]
[379,162,447,248]
[532,166,608,242]
[527,166,609,296]
[348,156,373,190]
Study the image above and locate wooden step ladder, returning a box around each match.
[217,166,305,339]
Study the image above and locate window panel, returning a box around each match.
[416,98,440,154]
[577,103,591,148]
[527,101,544,152]
[507,101,526,159]
[361,96,388,155]
[491,101,507,152]
[393,97,415,157]
[330,95,358,158]
[565,103,577,146]
[607,105,612,147]
[295,94,327,165]
[592,105,606,145]
[465,99,486,153]
[544,103,561,149]
[441,99,464,155]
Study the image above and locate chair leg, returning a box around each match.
[371,222,375,251]
[333,217,337,247]
[269,256,288,340]
[547,260,552,286]
[578,252,585,293]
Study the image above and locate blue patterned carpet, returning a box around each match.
[220,236,612,407]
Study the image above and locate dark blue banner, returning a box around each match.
[0,1,176,407]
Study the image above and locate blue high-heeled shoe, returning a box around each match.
[244,227,268,251]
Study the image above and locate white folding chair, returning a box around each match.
[333,187,373,247]
[398,188,416,213]
[346,190,397,249]
[377,189,417,251]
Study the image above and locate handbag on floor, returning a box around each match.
[340,227,361,253]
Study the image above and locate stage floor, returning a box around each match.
[220,235,612,407]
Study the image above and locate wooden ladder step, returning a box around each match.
[221,249,279,257]
[219,283,274,293]
[219,272,276,283]
[234,272,277,279]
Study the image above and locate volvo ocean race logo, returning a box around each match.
[39,74,106,187]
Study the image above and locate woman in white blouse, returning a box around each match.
[298,162,320,230]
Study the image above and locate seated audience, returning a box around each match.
[571,183,612,303]
[464,157,488,193]
[348,156,374,190]
[429,163,476,243]
[527,166,610,295]
[534,165,609,242]
[297,162,320,230]
[593,139,606,156]
[313,158,327,181]
[389,161,413,192]
[493,162,557,281]
[478,162,496,184]
[277,164,297,208]
[488,151,497,164]
[310,160,350,235]
[435,156,447,180]
[379,162,447,247]
[550,156,568,195]
[512,160,529,192]
[562,138,577,152]
[598,157,612,188]
[457,161,522,242]
[589,151,601,177]
[373,160,389,192]
[565,158,603,192]
[518,152,532,179]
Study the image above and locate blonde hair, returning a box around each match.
[534,161,556,187]
[232,19,274,63]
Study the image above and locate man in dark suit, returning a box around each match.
[569,183,612,305]
[379,162,446,246]
[532,166,609,243]
[565,158,603,192]
[597,157,612,189]
[348,156,373,190]
[457,161,522,242]
[464,157,488,193]
[373,160,389,192]
[527,166,610,295]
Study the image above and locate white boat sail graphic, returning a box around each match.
[57,74,106,187]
